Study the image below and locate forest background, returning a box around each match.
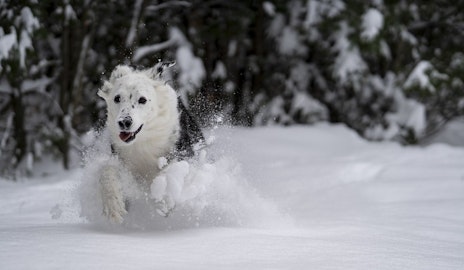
[1,0,464,177]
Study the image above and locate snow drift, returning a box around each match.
[78,127,289,230]
[1,124,464,269]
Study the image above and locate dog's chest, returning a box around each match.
[116,142,167,180]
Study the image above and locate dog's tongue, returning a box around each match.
[119,132,132,142]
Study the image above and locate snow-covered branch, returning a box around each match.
[145,1,191,13]
[132,39,176,63]
[125,0,144,47]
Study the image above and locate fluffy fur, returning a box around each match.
[97,64,202,223]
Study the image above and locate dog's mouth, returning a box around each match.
[119,125,143,143]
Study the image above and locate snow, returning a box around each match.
[176,46,205,94]
[254,96,292,124]
[64,4,76,22]
[304,0,318,28]
[125,0,143,47]
[164,27,206,99]
[211,61,227,80]
[0,7,39,72]
[290,92,328,122]
[404,61,435,91]
[332,22,367,83]
[365,78,427,141]
[2,124,464,269]
[386,95,426,137]
[366,93,426,141]
[380,39,391,59]
[429,117,464,147]
[278,26,307,56]
[262,1,276,16]
[227,40,237,57]
[21,76,52,93]
[132,39,174,62]
[132,27,183,62]
[360,73,428,141]
[361,8,384,41]
[267,13,285,39]
[18,30,32,68]
[0,27,17,67]
[20,7,39,33]
[267,7,307,57]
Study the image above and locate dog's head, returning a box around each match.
[98,65,177,146]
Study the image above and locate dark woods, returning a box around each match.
[1,0,464,177]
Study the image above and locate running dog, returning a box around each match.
[97,64,203,223]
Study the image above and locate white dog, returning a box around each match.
[97,64,203,223]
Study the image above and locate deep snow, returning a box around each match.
[1,124,464,269]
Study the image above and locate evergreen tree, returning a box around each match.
[2,0,464,177]
[0,0,42,176]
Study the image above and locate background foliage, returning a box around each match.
[1,0,464,177]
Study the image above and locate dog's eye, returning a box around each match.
[114,95,121,103]
[138,97,147,104]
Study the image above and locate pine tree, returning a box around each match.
[0,0,42,176]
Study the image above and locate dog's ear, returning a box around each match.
[146,61,176,80]
[109,65,133,83]
[98,81,112,100]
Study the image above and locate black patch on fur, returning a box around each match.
[175,98,204,159]
[155,61,176,78]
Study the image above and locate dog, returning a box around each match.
[96,64,204,223]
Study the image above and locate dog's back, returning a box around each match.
[175,99,204,159]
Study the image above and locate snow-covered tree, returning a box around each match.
[253,0,330,126]
[253,0,464,143]
[323,0,428,142]
[0,0,42,176]
[2,0,464,177]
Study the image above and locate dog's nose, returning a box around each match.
[118,116,132,130]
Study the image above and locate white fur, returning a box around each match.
[97,65,180,223]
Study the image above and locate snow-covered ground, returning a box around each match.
[1,124,464,269]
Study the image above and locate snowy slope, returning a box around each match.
[1,124,464,269]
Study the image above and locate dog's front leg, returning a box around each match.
[99,165,127,223]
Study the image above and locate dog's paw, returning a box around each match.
[102,195,128,224]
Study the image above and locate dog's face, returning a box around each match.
[98,66,160,145]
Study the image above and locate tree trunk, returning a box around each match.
[58,16,72,170]
[11,88,27,169]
